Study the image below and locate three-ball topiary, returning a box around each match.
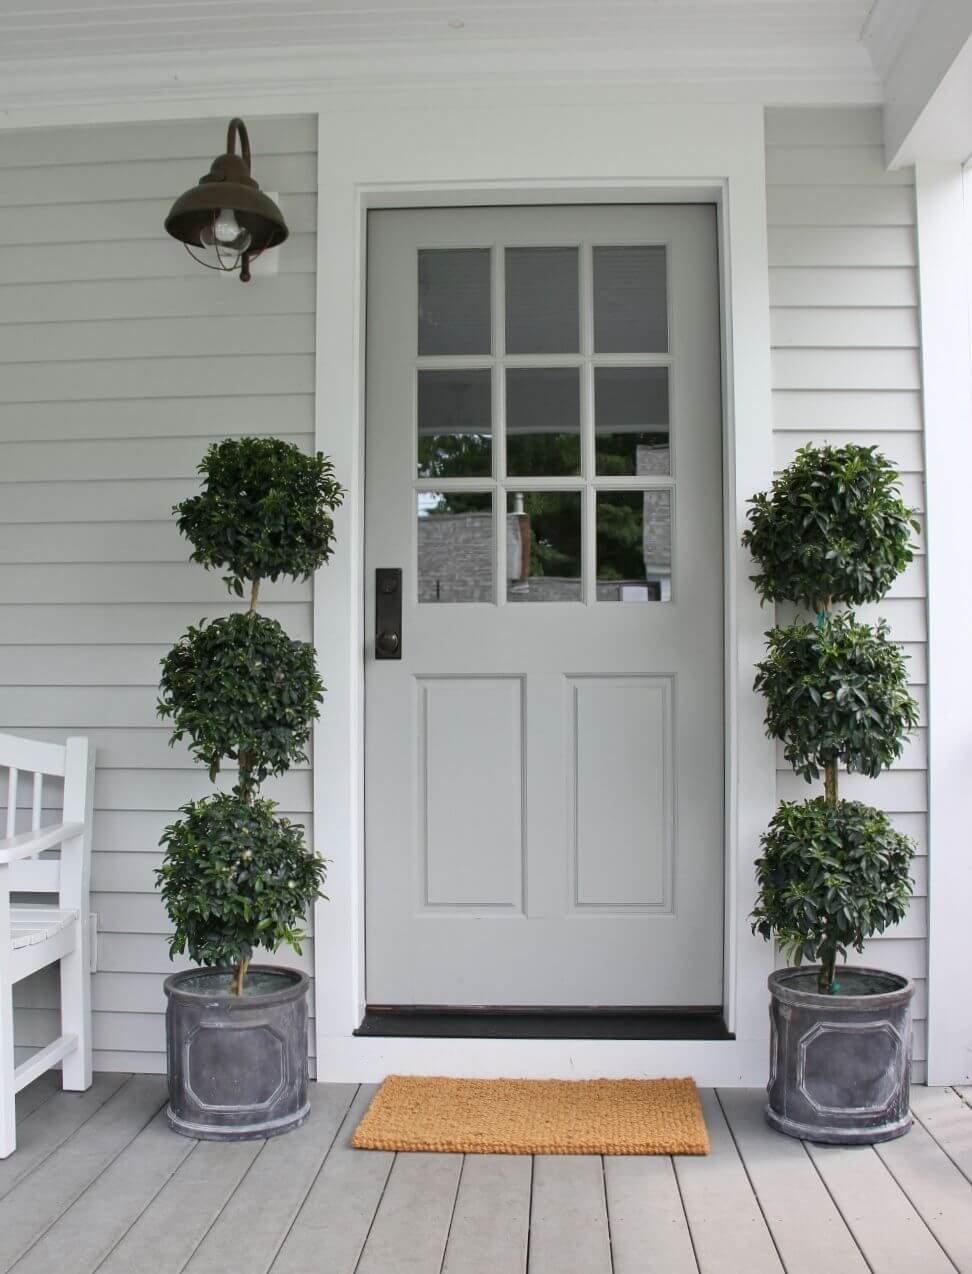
[157,437,344,995]
[744,443,919,993]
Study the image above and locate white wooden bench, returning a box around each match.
[0,733,95,1157]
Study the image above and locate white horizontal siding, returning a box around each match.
[766,107,928,1068]
[0,113,318,1074]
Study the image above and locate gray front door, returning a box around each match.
[364,205,725,1007]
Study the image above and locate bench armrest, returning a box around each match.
[0,822,85,865]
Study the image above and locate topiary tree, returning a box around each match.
[743,444,919,993]
[157,437,344,996]
[742,442,918,610]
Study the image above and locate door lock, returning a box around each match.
[375,568,402,660]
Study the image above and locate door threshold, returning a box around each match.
[355,1006,733,1041]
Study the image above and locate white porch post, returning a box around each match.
[915,160,972,1086]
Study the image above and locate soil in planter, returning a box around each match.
[782,968,905,997]
[176,968,298,997]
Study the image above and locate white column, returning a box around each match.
[916,161,972,1086]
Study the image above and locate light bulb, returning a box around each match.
[200,208,252,253]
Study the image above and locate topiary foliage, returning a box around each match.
[742,444,919,608]
[157,613,323,794]
[752,798,913,994]
[159,436,344,995]
[745,443,917,994]
[754,612,919,784]
[157,794,325,973]
[176,437,345,598]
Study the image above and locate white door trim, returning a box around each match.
[312,97,776,1083]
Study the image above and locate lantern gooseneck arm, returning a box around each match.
[226,118,251,174]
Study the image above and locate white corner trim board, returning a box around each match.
[310,97,776,1084]
[917,160,972,1086]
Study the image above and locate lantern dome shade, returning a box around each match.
[164,146,289,254]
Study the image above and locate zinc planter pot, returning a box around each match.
[164,965,310,1141]
[767,966,914,1145]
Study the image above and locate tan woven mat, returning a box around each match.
[351,1075,709,1155]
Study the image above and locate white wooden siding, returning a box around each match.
[0,114,318,1075]
[766,107,928,1080]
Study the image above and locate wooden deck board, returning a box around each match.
[1,1077,971,1274]
[182,1083,358,1274]
[604,1155,697,1273]
[441,1154,532,1274]
[674,1089,784,1274]
[353,1150,463,1274]
[13,1072,58,1122]
[877,1116,972,1271]
[9,1109,194,1274]
[269,1085,394,1274]
[716,1088,868,1273]
[98,1136,264,1274]
[0,1075,165,1272]
[806,1139,957,1273]
[912,1086,972,1184]
[528,1155,613,1274]
[0,1073,129,1204]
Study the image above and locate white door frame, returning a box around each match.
[312,97,776,1084]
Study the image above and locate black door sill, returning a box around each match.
[355,1007,733,1041]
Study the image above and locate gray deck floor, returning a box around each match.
[3,1076,972,1273]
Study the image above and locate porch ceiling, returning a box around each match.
[0,1,878,63]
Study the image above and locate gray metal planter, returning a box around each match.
[767,965,914,1145]
[164,965,310,1140]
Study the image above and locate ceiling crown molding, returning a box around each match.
[0,39,882,123]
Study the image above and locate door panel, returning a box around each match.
[364,205,724,1007]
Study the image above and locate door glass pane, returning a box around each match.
[506,367,581,477]
[507,491,582,603]
[418,492,494,603]
[417,369,491,478]
[418,248,491,355]
[505,247,579,354]
[595,366,670,477]
[593,245,668,352]
[596,489,671,602]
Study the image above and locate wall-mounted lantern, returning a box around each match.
[164,118,288,282]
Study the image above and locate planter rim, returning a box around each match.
[164,964,309,1009]
[768,964,914,1011]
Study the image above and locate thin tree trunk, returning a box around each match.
[248,579,261,613]
[233,957,249,997]
[818,949,837,995]
[824,758,838,806]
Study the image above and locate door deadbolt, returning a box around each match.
[375,568,402,660]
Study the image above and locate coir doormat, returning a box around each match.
[351,1075,709,1155]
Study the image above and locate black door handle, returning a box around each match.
[375,568,402,660]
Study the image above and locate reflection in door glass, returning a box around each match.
[418,249,492,355]
[595,366,670,476]
[417,491,493,603]
[417,369,492,478]
[506,367,581,477]
[596,489,672,601]
[507,491,582,603]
